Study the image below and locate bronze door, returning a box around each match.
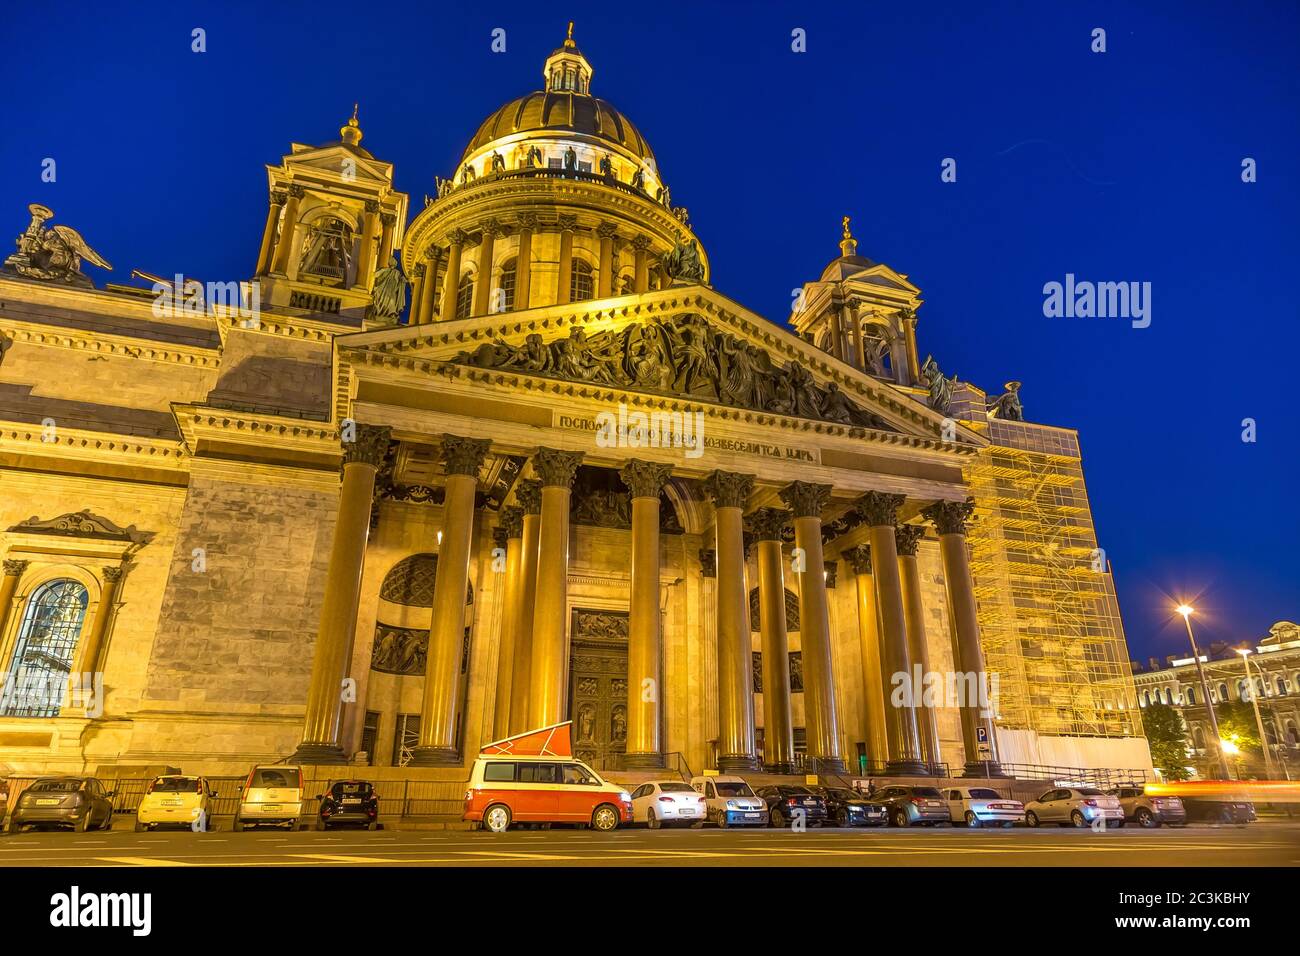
[568,609,629,770]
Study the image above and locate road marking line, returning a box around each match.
[95,856,195,866]
[292,853,404,864]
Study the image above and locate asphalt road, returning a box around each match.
[1,821,1297,867]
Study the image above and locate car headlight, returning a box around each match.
[619,792,631,802]
[726,800,738,810]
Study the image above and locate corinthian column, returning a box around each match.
[597,222,618,298]
[527,448,584,727]
[78,564,125,679]
[556,215,576,305]
[491,511,523,740]
[856,491,926,775]
[270,184,304,275]
[509,481,542,733]
[255,190,286,276]
[473,220,501,316]
[748,508,793,773]
[355,199,381,289]
[294,424,390,764]
[0,559,30,674]
[415,246,441,324]
[922,498,1003,776]
[441,229,467,321]
[411,435,490,765]
[896,524,942,770]
[705,470,759,771]
[516,213,537,309]
[620,459,673,767]
[844,545,889,769]
[632,235,651,293]
[779,481,844,772]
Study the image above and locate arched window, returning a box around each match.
[1192,726,1205,750]
[0,579,90,717]
[1218,682,1229,702]
[1141,690,1151,707]
[570,259,593,303]
[497,258,517,312]
[1277,677,1289,696]
[299,216,354,281]
[1186,685,1196,705]
[1286,721,1298,746]
[455,274,474,320]
[1237,679,1249,701]
[1157,688,1166,705]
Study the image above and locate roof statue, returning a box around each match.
[368,256,409,326]
[989,380,1024,421]
[4,203,112,286]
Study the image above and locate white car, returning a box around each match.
[1024,787,1124,829]
[234,765,305,831]
[689,774,767,828]
[945,786,1024,828]
[630,780,707,828]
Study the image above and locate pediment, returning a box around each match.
[283,144,394,185]
[338,285,983,447]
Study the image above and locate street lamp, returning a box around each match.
[1177,604,1232,779]
[1236,647,1276,779]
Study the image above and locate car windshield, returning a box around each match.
[152,778,198,792]
[1077,788,1105,796]
[29,779,82,793]
[967,788,1001,799]
[912,787,942,798]
[251,769,300,789]
[715,782,755,797]
[658,783,694,793]
[830,789,858,799]
[784,786,815,795]
[333,782,371,796]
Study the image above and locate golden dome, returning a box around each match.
[461,90,656,164]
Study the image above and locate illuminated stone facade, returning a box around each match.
[0,30,1149,780]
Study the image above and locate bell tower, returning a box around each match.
[253,106,409,323]
[789,216,924,386]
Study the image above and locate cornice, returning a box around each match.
[0,319,220,368]
[171,403,343,458]
[0,418,188,465]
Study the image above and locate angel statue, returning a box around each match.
[5,204,112,286]
[919,354,955,415]
[660,239,705,284]
[367,256,409,326]
[988,380,1024,421]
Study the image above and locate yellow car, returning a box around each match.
[135,775,218,831]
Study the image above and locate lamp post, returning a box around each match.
[1236,648,1276,779]
[1177,605,1232,780]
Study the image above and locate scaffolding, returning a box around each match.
[964,418,1141,738]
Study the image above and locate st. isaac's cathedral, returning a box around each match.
[0,28,1152,785]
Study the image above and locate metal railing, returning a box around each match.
[996,763,1152,788]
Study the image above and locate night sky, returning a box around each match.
[3,1,1296,662]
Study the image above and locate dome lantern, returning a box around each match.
[543,22,593,93]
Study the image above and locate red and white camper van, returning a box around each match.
[463,722,632,833]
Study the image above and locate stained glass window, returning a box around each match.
[0,579,89,717]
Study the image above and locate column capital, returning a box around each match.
[412,262,426,279]
[287,183,306,199]
[364,199,381,214]
[481,218,506,239]
[500,505,524,538]
[556,213,578,232]
[446,227,470,246]
[381,212,397,228]
[3,558,29,577]
[440,434,490,477]
[824,561,839,589]
[632,234,652,251]
[596,222,619,240]
[922,498,975,536]
[704,470,754,510]
[270,189,288,206]
[534,448,583,488]
[515,479,542,515]
[855,490,906,527]
[102,565,126,584]
[778,481,831,519]
[517,212,540,231]
[745,507,788,542]
[423,244,442,262]
[698,549,717,578]
[342,423,392,468]
[492,526,510,551]
[843,544,872,575]
[619,459,672,499]
[895,524,926,557]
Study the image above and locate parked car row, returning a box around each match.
[2,766,383,834]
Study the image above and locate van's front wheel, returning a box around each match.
[591,804,620,832]
[483,804,512,833]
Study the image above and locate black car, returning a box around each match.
[756,785,828,828]
[316,780,380,830]
[811,786,888,827]
[1181,796,1256,825]
[5,776,116,833]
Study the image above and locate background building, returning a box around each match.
[0,30,1149,783]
